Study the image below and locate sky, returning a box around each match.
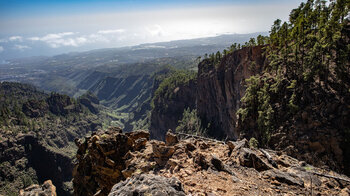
[0,0,303,60]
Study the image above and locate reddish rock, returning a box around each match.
[19,180,56,196]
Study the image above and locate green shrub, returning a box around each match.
[249,137,259,149]
[151,70,196,109]
[175,108,207,136]
[21,175,34,188]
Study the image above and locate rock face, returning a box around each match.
[73,128,150,196]
[19,180,56,196]
[108,174,186,196]
[73,129,349,196]
[46,93,81,115]
[0,133,73,196]
[196,46,266,139]
[150,78,196,140]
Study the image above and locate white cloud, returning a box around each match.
[28,37,40,41]
[28,32,75,42]
[9,36,23,42]
[0,46,4,53]
[146,25,165,37]
[97,29,125,34]
[27,32,89,48]
[45,37,88,48]
[13,44,31,50]
[26,30,120,48]
[41,32,75,41]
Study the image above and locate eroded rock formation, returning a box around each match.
[73,129,350,196]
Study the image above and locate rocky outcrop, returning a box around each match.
[196,46,266,139]
[19,180,56,196]
[150,77,196,140]
[73,129,349,196]
[22,100,49,118]
[108,174,186,196]
[46,93,81,115]
[72,128,150,196]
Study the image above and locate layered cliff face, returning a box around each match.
[197,46,266,139]
[150,71,197,140]
[73,129,350,196]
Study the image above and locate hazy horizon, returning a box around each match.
[0,0,303,60]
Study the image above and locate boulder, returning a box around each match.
[226,141,235,152]
[127,130,150,141]
[19,180,57,196]
[108,174,186,196]
[211,155,224,171]
[165,131,179,146]
[210,155,235,175]
[237,148,272,171]
[193,153,209,170]
[234,139,249,150]
[262,169,304,187]
[185,142,196,152]
[152,142,175,166]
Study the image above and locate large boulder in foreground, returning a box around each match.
[108,174,186,196]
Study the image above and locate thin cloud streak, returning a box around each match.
[9,36,23,42]
[13,44,30,50]
[97,29,126,34]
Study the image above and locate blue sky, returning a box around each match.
[0,0,303,21]
[0,0,303,60]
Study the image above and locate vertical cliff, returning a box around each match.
[196,46,266,139]
[150,71,197,140]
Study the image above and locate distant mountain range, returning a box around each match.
[0,32,267,62]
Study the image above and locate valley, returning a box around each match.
[0,0,350,195]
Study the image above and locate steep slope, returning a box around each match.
[1,133,72,196]
[150,70,197,140]
[197,46,266,139]
[0,82,101,196]
[89,75,152,111]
